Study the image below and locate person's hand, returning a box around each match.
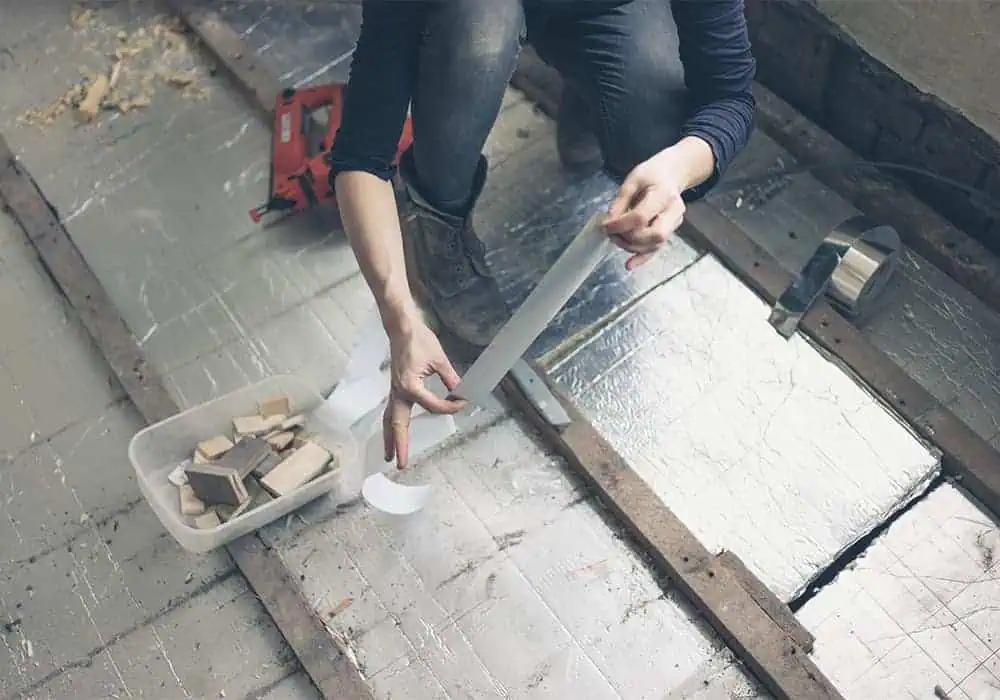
[383,322,466,468]
[603,138,714,271]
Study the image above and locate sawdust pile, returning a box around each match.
[18,5,211,128]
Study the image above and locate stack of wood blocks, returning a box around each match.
[167,394,337,530]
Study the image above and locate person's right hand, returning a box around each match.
[383,321,466,469]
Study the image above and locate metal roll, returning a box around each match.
[769,215,901,338]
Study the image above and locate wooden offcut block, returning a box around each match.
[249,481,274,508]
[216,480,271,521]
[293,431,319,450]
[179,484,207,516]
[196,434,234,460]
[258,394,290,417]
[185,463,248,507]
[214,437,272,479]
[252,452,283,480]
[233,413,285,437]
[216,498,252,522]
[193,510,221,530]
[265,431,295,451]
[280,414,307,431]
[260,441,332,497]
[167,465,188,487]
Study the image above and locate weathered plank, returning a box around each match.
[717,550,815,654]
[227,536,374,699]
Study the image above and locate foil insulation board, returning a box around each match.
[549,254,939,601]
[275,418,769,698]
[799,483,1000,700]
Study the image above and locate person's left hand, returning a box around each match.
[603,142,708,270]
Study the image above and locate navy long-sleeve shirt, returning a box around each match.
[329,0,756,200]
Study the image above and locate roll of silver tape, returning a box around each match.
[769,215,901,338]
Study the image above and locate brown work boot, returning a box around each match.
[556,83,603,175]
[397,148,513,352]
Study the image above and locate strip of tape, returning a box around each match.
[454,212,614,406]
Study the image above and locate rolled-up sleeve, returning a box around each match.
[328,1,426,181]
[671,0,756,200]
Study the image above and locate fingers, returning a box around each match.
[607,178,640,220]
[610,220,672,255]
[604,187,670,237]
[382,403,394,462]
[395,363,467,415]
[626,251,657,271]
[433,356,462,393]
[383,395,412,468]
[611,226,662,255]
[409,381,466,415]
[609,198,685,255]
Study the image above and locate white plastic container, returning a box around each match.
[128,375,360,553]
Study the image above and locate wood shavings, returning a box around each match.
[114,95,152,114]
[76,72,110,122]
[20,12,208,128]
[178,85,211,102]
[153,22,190,53]
[328,597,353,618]
[17,83,87,127]
[161,69,197,87]
[70,5,94,29]
[108,60,124,90]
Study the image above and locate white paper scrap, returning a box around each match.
[361,473,431,516]
[454,212,613,407]
[361,409,457,515]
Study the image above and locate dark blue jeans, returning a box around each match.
[408,0,688,213]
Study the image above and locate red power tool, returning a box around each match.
[249,83,414,223]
